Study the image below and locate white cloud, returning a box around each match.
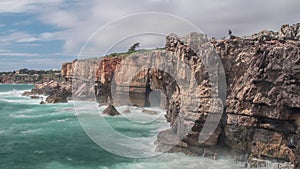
[0,32,33,42]
[32,0,300,56]
[1,0,300,57]
[0,0,64,13]
[0,31,63,44]
[0,52,39,57]
[0,0,299,72]
[16,37,39,43]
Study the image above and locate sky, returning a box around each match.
[0,0,299,71]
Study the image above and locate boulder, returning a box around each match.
[45,94,68,103]
[102,104,120,116]
[39,100,46,104]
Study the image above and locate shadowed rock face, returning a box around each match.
[45,93,68,103]
[61,23,300,165]
[213,24,300,163]
[22,80,72,103]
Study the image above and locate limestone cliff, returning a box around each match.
[213,23,300,165]
[61,23,300,166]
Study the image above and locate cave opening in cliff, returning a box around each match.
[128,68,179,111]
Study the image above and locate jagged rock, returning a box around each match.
[23,80,72,103]
[39,101,46,104]
[45,93,68,103]
[102,104,120,116]
[279,23,300,40]
[213,23,300,164]
[60,23,300,166]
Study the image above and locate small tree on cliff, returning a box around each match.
[127,43,140,53]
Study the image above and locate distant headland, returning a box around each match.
[0,68,63,84]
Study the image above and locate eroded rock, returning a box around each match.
[45,93,68,103]
[102,104,120,116]
[59,23,300,166]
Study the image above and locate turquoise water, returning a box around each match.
[0,84,248,169]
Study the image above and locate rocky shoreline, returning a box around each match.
[21,23,300,168]
[22,80,71,104]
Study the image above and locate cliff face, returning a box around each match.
[213,23,300,164]
[61,58,101,99]
[61,23,300,165]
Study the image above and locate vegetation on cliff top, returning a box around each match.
[0,69,63,84]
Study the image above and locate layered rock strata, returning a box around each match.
[60,23,300,166]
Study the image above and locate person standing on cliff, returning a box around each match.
[228,29,232,39]
[228,29,236,39]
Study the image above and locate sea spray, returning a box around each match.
[0,84,288,169]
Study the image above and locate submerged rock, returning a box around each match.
[122,109,131,114]
[102,104,120,116]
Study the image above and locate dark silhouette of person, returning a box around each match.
[228,29,236,39]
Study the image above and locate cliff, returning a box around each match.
[213,24,300,164]
[61,23,300,167]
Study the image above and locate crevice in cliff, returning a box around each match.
[57,23,300,166]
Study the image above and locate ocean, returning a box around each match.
[0,84,271,169]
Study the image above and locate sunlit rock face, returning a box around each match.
[61,23,300,166]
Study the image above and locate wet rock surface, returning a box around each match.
[102,104,120,116]
[23,80,72,103]
[45,93,68,103]
[60,23,300,166]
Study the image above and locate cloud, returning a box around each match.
[0,32,33,42]
[0,52,40,57]
[0,49,10,53]
[33,0,300,56]
[0,0,299,71]
[0,0,64,13]
[16,37,39,43]
[0,31,63,44]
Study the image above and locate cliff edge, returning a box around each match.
[60,23,300,167]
